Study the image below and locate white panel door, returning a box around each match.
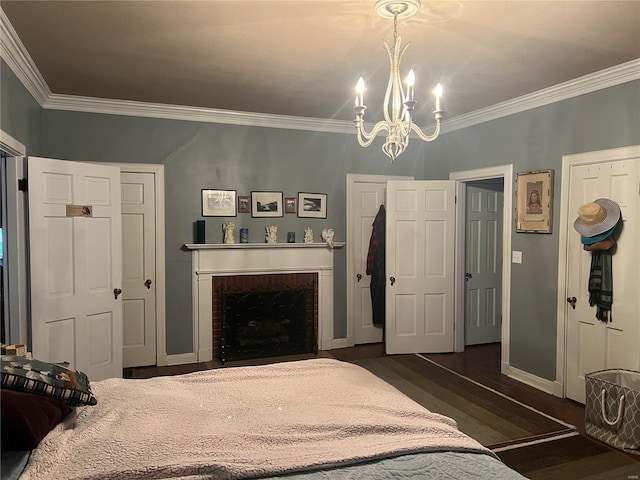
[28,157,122,381]
[121,172,156,367]
[465,183,503,345]
[386,180,456,354]
[566,158,640,403]
[352,181,385,344]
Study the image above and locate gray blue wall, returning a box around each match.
[425,80,640,379]
[1,60,42,154]
[37,110,425,354]
[2,58,639,379]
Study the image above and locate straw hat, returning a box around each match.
[573,198,620,237]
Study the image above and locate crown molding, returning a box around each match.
[441,58,640,134]
[0,8,51,105]
[42,94,355,134]
[1,8,638,135]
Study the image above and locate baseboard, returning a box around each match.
[165,352,198,366]
[156,352,168,367]
[508,366,555,395]
[330,337,350,350]
[197,348,213,363]
[552,380,565,398]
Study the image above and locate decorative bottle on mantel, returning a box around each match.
[266,225,277,244]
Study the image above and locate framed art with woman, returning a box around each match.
[516,169,553,233]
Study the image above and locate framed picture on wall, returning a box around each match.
[297,192,327,219]
[237,195,250,213]
[285,197,297,214]
[201,189,237,217]
[516,169,553,233]
[251,191,284,217]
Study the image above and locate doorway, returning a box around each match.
[451,165,513,375]
[346,173,413,347]
[464,179,504,347]
[0,130,27,349]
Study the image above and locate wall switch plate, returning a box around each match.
[512,251,522,264]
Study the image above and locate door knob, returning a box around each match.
[567,296,577,309]
[390,276,396,286]
[145,279,152,289]
[114,288,122,299]
[465,272,472,281]
[356,273,362,283]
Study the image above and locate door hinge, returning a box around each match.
[18,178,27,191]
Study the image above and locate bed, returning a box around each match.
[2,356,526,479]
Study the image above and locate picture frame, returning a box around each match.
[297,192,327,219]
[201,189,236,217]
[285,197,297,214]
[516,169,553,233]
[251,191,284,217]
[237,195,250,213]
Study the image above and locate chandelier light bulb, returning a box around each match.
[406,69,415,102]
[355,77,365,107]
[434,83,443,111]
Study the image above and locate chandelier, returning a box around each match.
[354,0,443,162]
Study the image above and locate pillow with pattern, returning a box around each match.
[1,355,97,406]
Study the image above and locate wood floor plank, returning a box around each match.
[352,355,574,448]
[497,435,640,479]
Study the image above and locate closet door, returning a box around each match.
[29,156,123,381]
[385,180,455,354]
[565,156,640,403]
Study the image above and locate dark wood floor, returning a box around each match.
[331,342,588,435]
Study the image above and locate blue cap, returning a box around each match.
[580,222,617,245]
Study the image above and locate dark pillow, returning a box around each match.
[1,356,97,406]
[1,389,72,451]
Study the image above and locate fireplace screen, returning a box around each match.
[221,285,316,362]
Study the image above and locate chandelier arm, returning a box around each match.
[410,119,441,142]
[383,38,410,125]
[355,120,391,147]
[382,41,395,125]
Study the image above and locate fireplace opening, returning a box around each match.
[213,274,318,363]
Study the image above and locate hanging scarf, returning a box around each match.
[588,250,613,322]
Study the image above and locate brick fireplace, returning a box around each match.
[212,273,318,362]
[185,243,341,363]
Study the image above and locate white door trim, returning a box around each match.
[450,165,513,375]
[0,129,27,347]
[555,145,640,398]
[92,162,167,367]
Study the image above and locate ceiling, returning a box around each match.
[2,1,639,123]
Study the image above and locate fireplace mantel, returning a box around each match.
[185,242,343,363]
[185,242,345,251]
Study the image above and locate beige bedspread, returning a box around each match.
[21,358,493,480]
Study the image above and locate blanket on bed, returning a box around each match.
[21,358,494,480]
